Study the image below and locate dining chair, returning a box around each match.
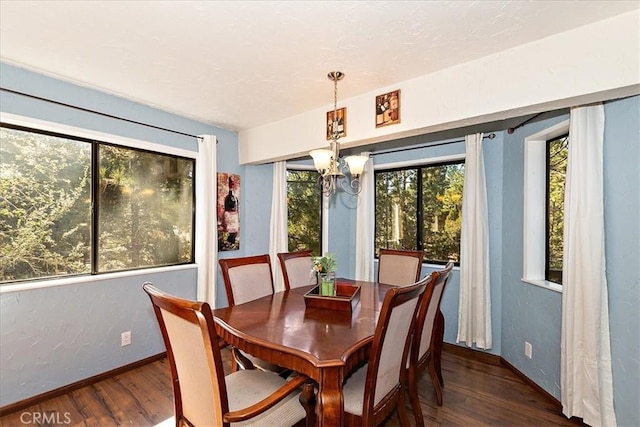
[142,283,314,427]
[277,250,317,290]
[342,274,432,426]
[377,248,424,286]
[218,254,289,376]
[408,261,454,426]
[219,254,275,307]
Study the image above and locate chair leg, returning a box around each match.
[230,348,240,372]
[408,368,425,427]
[299,381,317,427]
[435,310,445,387]
[427,355,443,406]
[231,347,255,371]
[396,385,412,427]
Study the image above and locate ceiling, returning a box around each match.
[1,1,638,133]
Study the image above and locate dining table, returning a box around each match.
[213,278,395,427]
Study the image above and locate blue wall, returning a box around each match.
[501,97,639,427]
[0,62,237,406]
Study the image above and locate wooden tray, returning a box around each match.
[304,282,361,313]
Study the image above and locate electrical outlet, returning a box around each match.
[525,341,532,359]
[121,331,131,347]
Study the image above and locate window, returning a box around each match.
[546,134,568,284]
[523,119,569,292]
[375,160,465,264]
[286,169,322,256]
[0,123,195,283]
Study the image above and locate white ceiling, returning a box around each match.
[1,1,638,132]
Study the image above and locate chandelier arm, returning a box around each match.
[338,175,363,195]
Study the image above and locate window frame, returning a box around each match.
[522,119,569,293]
[374,153,466,266]
[0,112,197,289]
[285,165,327,256]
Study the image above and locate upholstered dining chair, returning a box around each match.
[341,274,432,426]
[219,254,275,307]
[142,283,314,427]
[407,261,454,426]
[377,248,424,286]
[277,250,317,290]
[218,254,289,376]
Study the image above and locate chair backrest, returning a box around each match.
[413,262,454,364]
[143,283,228,427]
[219,254,275,306]
[361,274,432,423]
[277,250,316,290]
[377,249,424,286]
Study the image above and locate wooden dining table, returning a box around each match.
[213,279,394,427]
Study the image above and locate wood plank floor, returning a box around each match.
[0,347,584,426]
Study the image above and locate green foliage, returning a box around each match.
[0,125,194,283]
[312,252,337,273]
[547,136,568,283]
[375,162,464,263]
[1,127,91,281]
[286,170,321,256]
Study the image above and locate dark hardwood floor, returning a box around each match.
[0,347,584,427]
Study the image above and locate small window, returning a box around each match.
[286,170,322,256]
[545,134,568,284]
[375,160,464,264]
[522,119,569,292]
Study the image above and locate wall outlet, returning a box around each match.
[524,341,532,359]
[121,331,131,347]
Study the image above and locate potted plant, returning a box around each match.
[312,253,337,296]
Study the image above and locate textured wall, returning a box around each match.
[601,96,640,426]
[500,96,640,427]
[0,62,233,407]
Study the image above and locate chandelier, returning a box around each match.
[310,71,369,196]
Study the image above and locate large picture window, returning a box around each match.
[286,169,322,256]
[0,123,195,283]
[375,160,464,264]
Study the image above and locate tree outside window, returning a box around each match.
[375,161,464,264]
[0,124,195,283]
[546,134,568,284]
[286,170,322,256]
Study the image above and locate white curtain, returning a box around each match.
[355,153,375,281]
[269,161,288,292]
[561,104,616,427]
[195,135,217,305]
[457,133,492,349]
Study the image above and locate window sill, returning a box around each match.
[521,278,563,293]
[0,264,197,294]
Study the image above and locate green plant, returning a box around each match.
[312,252,337,274]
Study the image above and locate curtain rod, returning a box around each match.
[507,113,544,134]
[371,132,495,157]
[0,87,205,140]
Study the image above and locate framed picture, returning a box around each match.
[217,173,240,251]
[375,89,400,128]
[326,107,347,140]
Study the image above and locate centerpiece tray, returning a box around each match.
[304,281,361,313]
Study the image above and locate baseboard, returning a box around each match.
[443,343,565,414]
[442,342,502,366]
[499,356,563,412]
[0,352,166,417]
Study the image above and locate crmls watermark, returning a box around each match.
[20,411,72,425]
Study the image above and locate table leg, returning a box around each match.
[317,367,343,427]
